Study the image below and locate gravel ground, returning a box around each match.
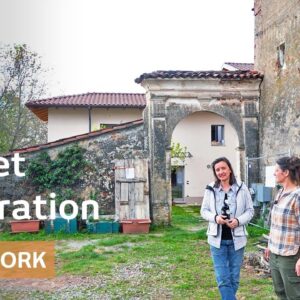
[0,263,172,300]
[0,226,198,299]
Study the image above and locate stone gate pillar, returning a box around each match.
[144,95,172,225]
[242,100,260,185]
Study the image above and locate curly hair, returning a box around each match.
[276,156,300,185]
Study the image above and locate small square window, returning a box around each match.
[99,123,115,129]
[211,125,224,146]
[277,43,285,69]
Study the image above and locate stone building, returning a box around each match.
[1,70,262,225]
[0,120,147,229]
[26,91,244,201]
[7,0,300,225]
[254,0,300,169]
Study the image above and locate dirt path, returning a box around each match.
[0,274,105,292]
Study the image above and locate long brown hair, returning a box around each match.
[211,157,236,186]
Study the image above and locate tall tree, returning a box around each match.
[0,44,47,154]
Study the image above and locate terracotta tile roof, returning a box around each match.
[7,119,144,156]
[135,70,262,84]
[27,92,146,108]
[222,62,254,71]
[26,92,146,121]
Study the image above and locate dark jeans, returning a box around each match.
[210,240,244,300]
[270,251,300,300]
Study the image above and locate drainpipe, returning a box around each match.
[245,156,249,187]
[88,106,91,132]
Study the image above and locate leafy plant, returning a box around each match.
[89,190,98,201]
[25,151,52,192]
[171,141,187,160]
[92,124,108,131]
[171,141,188,172]
[26,145,87,210]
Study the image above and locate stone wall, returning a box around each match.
[255,0,300,167]
[0,122,147,229]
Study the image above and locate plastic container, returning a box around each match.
[87,222,95,233]
[68,218,77,234]
[95,221,112,233]
[121,219,151,234]
[54,218,68,232]
[45,215,78,234]
[10,220,40,233]
[112,221,120,233]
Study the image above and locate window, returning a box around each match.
[92,123,117,131]
[277,43,285,69]
[99,123,116,129]
[211,125,224,146]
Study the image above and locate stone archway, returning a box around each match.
[136,70,263,224]
[171,110,240,202]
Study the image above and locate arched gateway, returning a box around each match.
[135,70,263,225]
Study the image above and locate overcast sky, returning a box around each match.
[0,0,254,97]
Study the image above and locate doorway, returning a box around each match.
[171,166,184,199]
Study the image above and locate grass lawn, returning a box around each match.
[0,206,276,299]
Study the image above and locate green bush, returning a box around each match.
[26,145,87,208]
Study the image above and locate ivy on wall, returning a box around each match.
[25,145,88,210]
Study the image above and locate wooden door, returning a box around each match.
[115,159,150,220]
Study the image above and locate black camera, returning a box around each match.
[221,193,230,220]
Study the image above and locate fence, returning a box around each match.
[245,149,291,227]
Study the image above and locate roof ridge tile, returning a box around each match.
[135,69,263,84]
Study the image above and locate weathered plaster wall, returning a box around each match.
[255,0,300,165]
[0,123,147,228]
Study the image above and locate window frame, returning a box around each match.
[211,124,225,146]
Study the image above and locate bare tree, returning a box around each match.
[0,44,47,154]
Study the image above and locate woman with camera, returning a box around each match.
[201,157,254,300]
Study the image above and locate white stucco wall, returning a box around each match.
[48,108,89,142]
[172,111,240,198]
[48,107,143,142]
[91,108,142,130]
